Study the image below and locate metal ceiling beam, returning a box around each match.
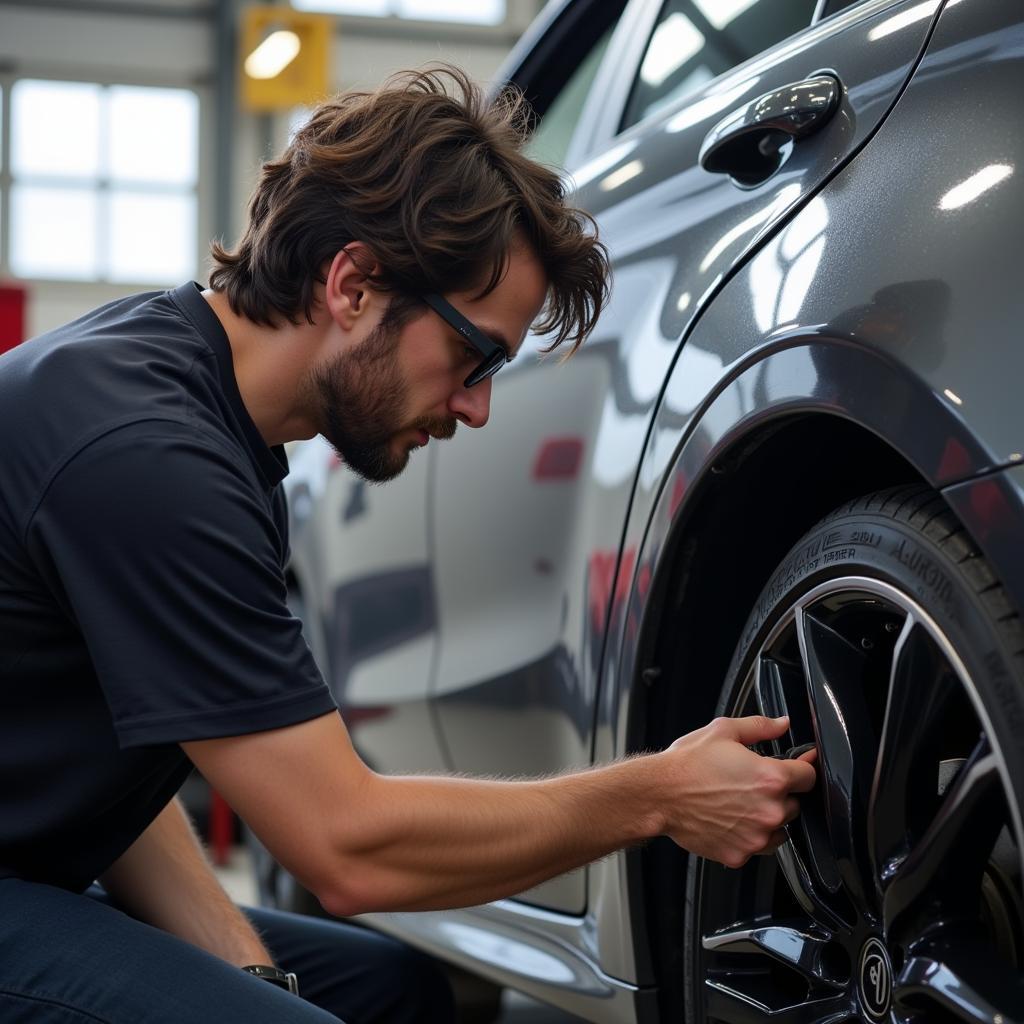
[0,0,214,18]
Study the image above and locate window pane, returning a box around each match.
[11,185,99,279]
[526,28,614,169]
[12,80,101,178]
[288,106,313,143]
[397,0,504,24]
[638,13,704,88]
[292,0,505,21]
[622,0,817,131]
[106,192,196,284]
[692,0,759,30]
[292,0,390,14]
[108,87,199,186]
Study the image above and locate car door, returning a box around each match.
[428,0,944,916]
[286,432,450,776]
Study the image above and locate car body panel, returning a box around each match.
[286,435,449,773]
[595,0,1023,1001]
[427,0,942,918]
[944,463,1024,624]
[361,901,658,1024]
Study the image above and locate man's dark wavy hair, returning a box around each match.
[209,65,609,353]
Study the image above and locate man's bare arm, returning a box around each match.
[183,710,814,917]
[98,797,271,966]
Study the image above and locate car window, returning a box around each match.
[814,0,863,20]
[621,0,818,132]
[525,27,614,169]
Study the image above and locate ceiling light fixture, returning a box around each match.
[245,30,302,80]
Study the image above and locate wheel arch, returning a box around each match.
[631,412,918,752]
[620,336,993,756]
[605,337,996,1013]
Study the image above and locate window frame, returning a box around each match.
[487,0,657,176]
[0,70,212,290]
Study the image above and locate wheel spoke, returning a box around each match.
[868,615,963,886]
[896,933,1024,1022]
[757,657,843,895]
[796,608,875,907]
[705,982,855,1023]
[883,737,1003,932]
[775,840,848,933]
[756,655,793,730]
[703,922,844,989]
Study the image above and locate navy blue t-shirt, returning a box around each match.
[0,282,336,892]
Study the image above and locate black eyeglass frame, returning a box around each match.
[422,293,508,388]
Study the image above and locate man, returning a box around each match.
[0,67,815,1022]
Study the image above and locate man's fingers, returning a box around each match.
[781,759,817,793]
[728,714,790,745]
[783,797,801,824]
[758,829,789,855]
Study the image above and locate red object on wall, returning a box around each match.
[0,284,28,355]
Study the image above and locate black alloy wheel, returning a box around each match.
[686,486,1024,1023]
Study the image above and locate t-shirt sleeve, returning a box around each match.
[25,423,337,748]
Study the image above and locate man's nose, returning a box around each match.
[448,375,492,429]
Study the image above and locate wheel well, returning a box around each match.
[628,413,922,1015]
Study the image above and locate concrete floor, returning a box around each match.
[214,846,584,1023]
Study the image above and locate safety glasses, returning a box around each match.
[422,293,509,388]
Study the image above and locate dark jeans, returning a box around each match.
[0,879,455,1023]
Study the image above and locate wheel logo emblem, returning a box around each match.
[859,938,892,1020]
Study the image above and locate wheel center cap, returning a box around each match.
[858,937,893,1020]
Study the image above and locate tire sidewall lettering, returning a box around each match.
[734,512,1024,794]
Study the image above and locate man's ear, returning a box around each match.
[323,243,381,330]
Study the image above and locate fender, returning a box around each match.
[607,0,1024,764]
[587,0,1024,981]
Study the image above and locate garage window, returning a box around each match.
[7,80,199,285]
[291,0,506,26]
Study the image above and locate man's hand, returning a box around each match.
[659,715,816,868]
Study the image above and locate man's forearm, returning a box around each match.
[98,797,271,967]
[329,755,663,914]
[185,711,814,919]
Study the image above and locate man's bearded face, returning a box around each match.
[307,309,457,483]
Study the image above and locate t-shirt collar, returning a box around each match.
[171,282,289,489]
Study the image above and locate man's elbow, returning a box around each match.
[312,862,391,918]
[307,825,397,917]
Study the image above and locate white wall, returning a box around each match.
[0,0,541,335]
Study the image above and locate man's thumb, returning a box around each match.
[731,714,789,744]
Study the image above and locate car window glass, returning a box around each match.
[621,0,818,132]
[815,0,863,20]
[525,27,614,169]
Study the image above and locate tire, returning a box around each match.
[684,485,1024,1023]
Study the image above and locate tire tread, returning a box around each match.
[836,484,1024,662]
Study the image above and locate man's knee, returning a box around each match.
[385,941,455,1024]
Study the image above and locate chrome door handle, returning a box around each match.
[699,74,841,186]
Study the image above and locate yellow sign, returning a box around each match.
[240,6,332,113]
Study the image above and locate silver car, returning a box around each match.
[263,0,1024,1020]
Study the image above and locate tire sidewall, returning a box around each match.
[725,507,1024,784]
[683,495,1024,1021]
